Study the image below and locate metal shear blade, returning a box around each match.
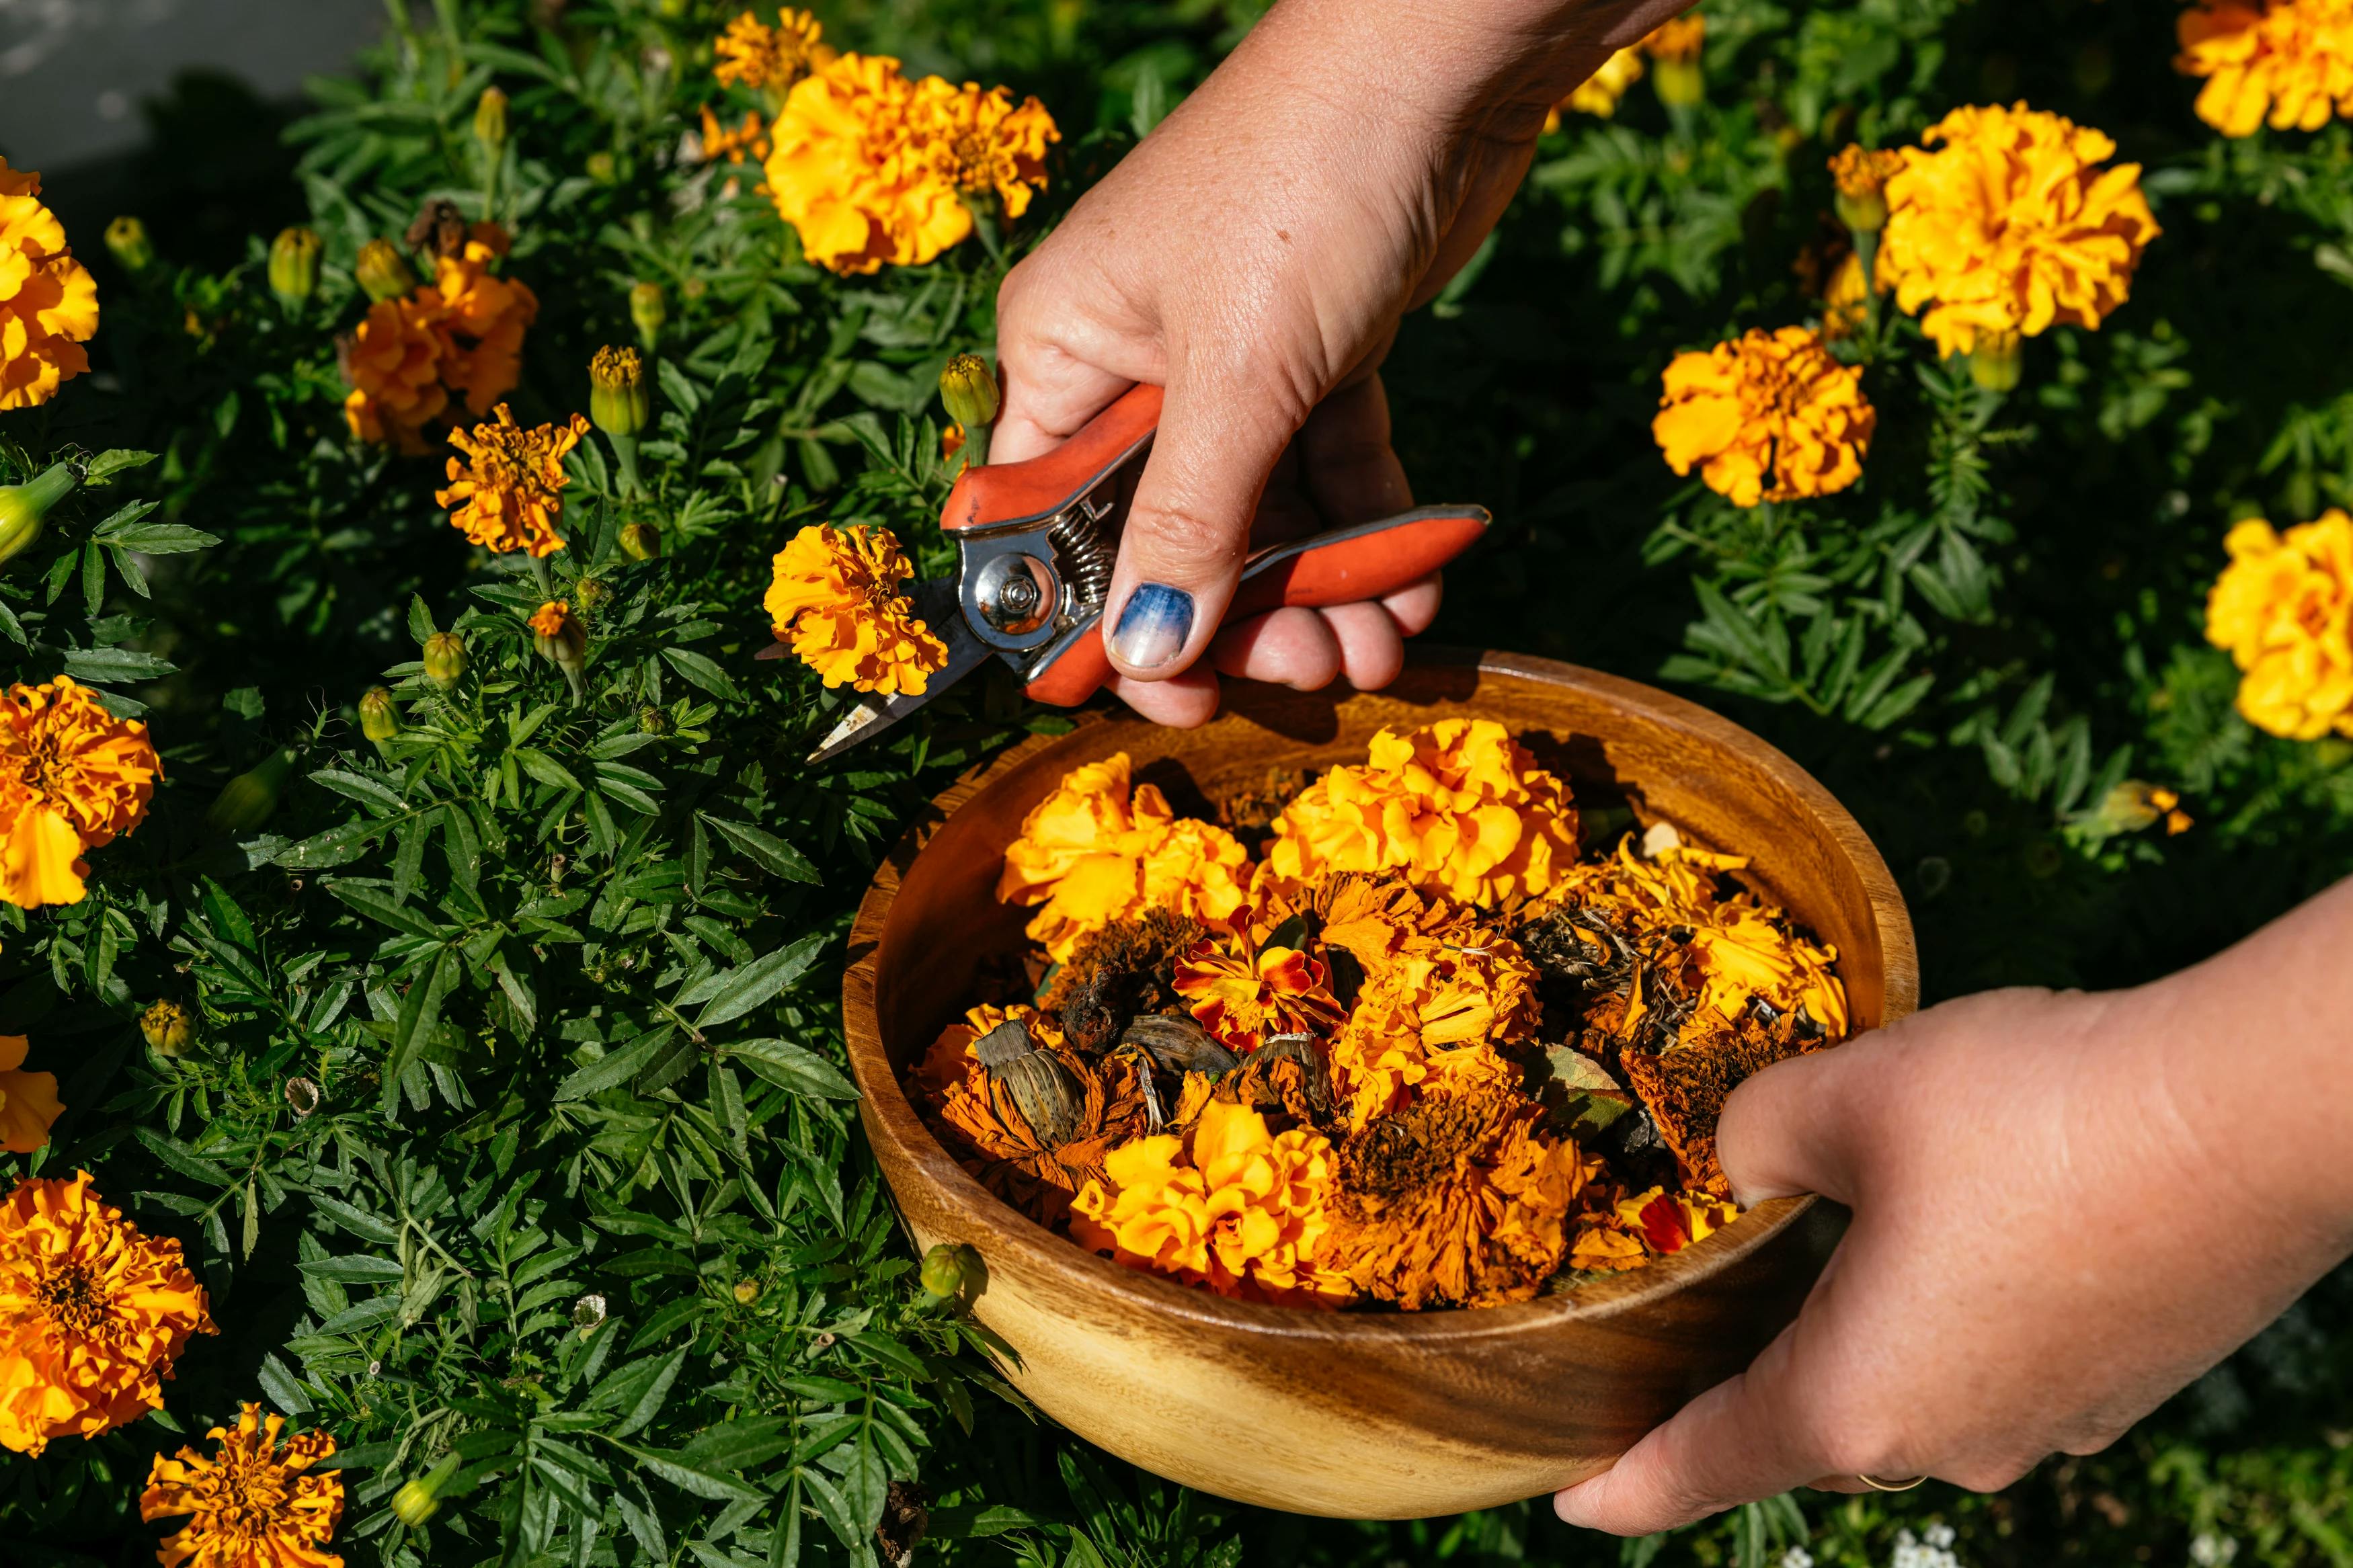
[803,577,990,764]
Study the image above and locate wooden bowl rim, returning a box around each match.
[842,648,1917,1344]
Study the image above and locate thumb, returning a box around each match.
[1103,378,1298,681]
[1716,1040,1874,1209]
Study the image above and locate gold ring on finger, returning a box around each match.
[1856,1473,1929,1492]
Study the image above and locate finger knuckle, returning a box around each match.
[1129,503,1248,573]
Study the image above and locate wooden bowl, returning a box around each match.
[842,650,1917,1518]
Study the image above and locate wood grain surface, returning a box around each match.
[840,650,1918,1518]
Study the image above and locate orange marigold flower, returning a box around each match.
[1548,47,1645,129]
[2177,0,2353,137]
[1325,933,1541,1129]
[1829,144,1905,203]
[1172,933,1347,1055]
[340,297,449,454]
[141,1403,344,1568]
[699,105,772,165]
[908,77,1059,220]
[436,405,588,559]
[763,522,949,698]
[0,157,99,412]
[427,239,539,419]
[0,1036,62,1155]
[2204,511,2353,739]
[0,676,161,911]
[715,7,827,94]
[1263,719,1581,909]
[1876,104,2159,360]
[1644,13,1707,63]
[1820,251,1874,342]
[1069,1100,1355,1307]
[0,1170,215,1455]
[1652,326,1875,508]
[998,753,1252,962]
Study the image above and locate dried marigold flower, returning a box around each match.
[715,7,828,94]
[0,157,99,412]
[0,1036,61,1154]
[764,522,949,698]
[1172,932,1347,1055]
[436,405,589,559]
[1546,48,1645,130]
[997,752,1251,963]
[0,676,161,911]
[1652,325,1875,508]
[1069,1100,1355,1307]
[1263,719,1581,909]
[2177,0,2353,138]
[1041,907,1205,1055]
[2204,511,2353,739]
[1876,104,2159,360]
[1326,933,1540,1130]
[0,1170,215,1454]
[140,1403,343,1568]
[1571,1184,1742,1273]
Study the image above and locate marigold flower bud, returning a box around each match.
[423,630,468,690]
[0,462,75,569]
[575,577,613,614]
[391,1454,463,1529]
[141,1000,194,1059]
[619,521,662,561]
[356,238,419,302]
[1967,327,2024,394]
[474,86,510,152]
[530,601,588,698]
[638,704,670,735]
[105,216,154,274]
[733,1278,761,1305]
[586,151,618,184]
[269,226,323,305]
[919,1243,963,1298]
[1653,58,1704,108]
[939,355,1000,431]
[629,281,666,347]
[208,748,298,833]
[588,347,651,438]
[571,1292,607,1332]
[1829,145,1902,235]
[359,687,400,744]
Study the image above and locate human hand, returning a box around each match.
[992,0,1693,725]
[1554,882,2353,1534]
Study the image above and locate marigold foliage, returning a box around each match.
[2205,511,2353,738]
[140,1403,344,1568]
[0,676,160,911]
[1878,103,2159,359]
[2178,0,2353,136]
[762,522,949,697]
[1653,325,1877,507]
[0,157,98,413]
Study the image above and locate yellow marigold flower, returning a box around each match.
[1172,934,1347,1055]
[715,7,827,93]
[764,522,950,699]
[1324,932,1541,1129]
[0,157,99,413]
[997,752,1251,962]
[2204,511,2353,739]
[699,104,772,165]
[436,405,588,559]
[0,1170,214,1455]
[1876,103,2159,360]
[141,1403,344,1568]
[1548,47,1646,129]
[1820,251,1874,341]
[1068,1100,1355,1307]
[2178,0,2353,137]
[0,676,161,911]
[0,1036,61,1155]
[1652,325,1874,508]
[908,77,1058,219]
[340,298,449,454]
[428,239,538,420]
[1643,13,1707,63]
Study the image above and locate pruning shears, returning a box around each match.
[781,383,1492,764]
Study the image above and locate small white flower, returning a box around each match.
[1780,1549,1814,1568]
[1925,1524,1956,1550]
[1890,1528,1961,1568]
[2190,1534,2239,1568]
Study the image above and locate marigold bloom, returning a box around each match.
[1569,1185,1742,1273]
[0,157,99,412]
[427,239,538,418]
[764,522,949,698]
[1643,13,1707,63]
[141,1403,344,1568]
[2204,511,2353,739]
[1263,719,1581,909]
[436,406,588,559]
[0,1171,214,1454]
[1652,326,1875,507]
[0,676,161,911]
[1548,48,1645,128]
[340,298,450,454]
[1876,104,2159,360]
[0,1037,62,1155]
[998,752,1251,962]
[1325,932,1542,1129]
[699,104,772,165]
[1172,934,1347,1055]
[908,77,1059,220]
[1069,1100,1355,1307]
[2177,0,2353,137]
[715,7,827,94]
[1829,145,1905,204]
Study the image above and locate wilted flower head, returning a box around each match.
[0,157,99,412]
[2177,0,2353,138]
[764,522,949,696]
[1877,103,2159,359]
[140,1403,343,1568]
[715,7,828,94]
[2204,510,2353,739]
[436,406,590,558]
[0,676,161,911]
[1652,325,1876,507]
[0,1170,215,1454]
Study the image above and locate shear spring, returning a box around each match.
[1050,509,1117,614]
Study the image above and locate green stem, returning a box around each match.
[608,433,644,499]
[962,423,991,469]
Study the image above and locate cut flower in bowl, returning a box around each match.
[842,652,1915,1518]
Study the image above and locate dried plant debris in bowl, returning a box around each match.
[908,720,1851,1311]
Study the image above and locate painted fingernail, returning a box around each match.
[1109,583,1193,671]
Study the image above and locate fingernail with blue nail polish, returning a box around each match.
[1110,583,1193,671]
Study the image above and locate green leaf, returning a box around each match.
[306,1192,401,1246]
[612,1346,688,1438]
[693,932,826,1030]
[608,1441,768,1503]
[382,947,461,1108]
[662,647,742,701]
[297,1254,407,1282]
[327,879,444,939]
[81,448,158,484]
[555,1026,676,1102]
[699,815,820,884]
[61,645,173,685]
[722,1038,856,1100]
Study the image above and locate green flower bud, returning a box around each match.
[359,687,400,744]
[629,281,666,348]
[1966,328,2024,395]
[939,355,1000,431]
[920,1244,963,1298]
[586,150,618,184]
[1653,58,1704,108]
[0,463,75,570]
[391,1454,463,1529]
[106,216,155,274]
[619,522,662,561]
[208,749,298,834]
[141,1000,194,1059]
[423,631,468,691]
[474,86,510,153]
[733,1278,761,1305]
[269,226,323,306]
[588,347,651,439]
[637,704,670,735]
[356,239,419,302]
